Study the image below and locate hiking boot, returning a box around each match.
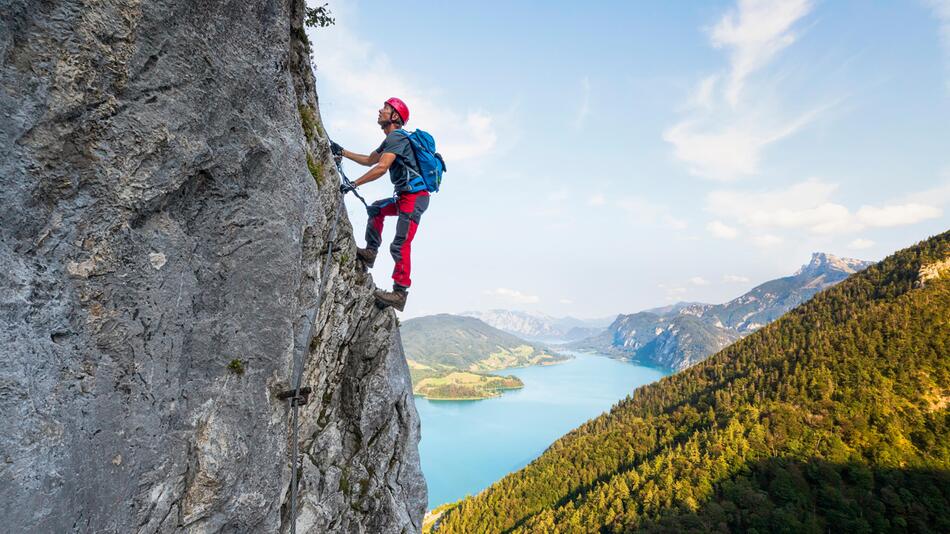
[356,247,377,268]
[375,285,408,311]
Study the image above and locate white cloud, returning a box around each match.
[848,238,874,250]
[687,75,719,111]
[616,196,688,230]
[710,0,813,106]
[664,110,820,181]
[707,220,740,239]
[531,186,572,221]
[483,288,540,304]
[308,2,497,161]
[664,0,823,182]
[925,0,950,91]
[706,178,943,236]
[574,77,591,129]
[690,276,710,286]
[546,188,570,203]
[855,204,943,227]
[666,216,689,230]
[658,283,688,301]
[752,233,783,247]
[587,193,607,207]
[559,298,574,305]
[664,122,761,180]
[723,274,751,282]
[905,176,950,205]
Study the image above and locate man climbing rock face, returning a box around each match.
[330,97,428,311]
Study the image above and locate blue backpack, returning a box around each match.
[397,129,446,193]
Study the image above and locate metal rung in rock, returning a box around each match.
[276,386,312,406]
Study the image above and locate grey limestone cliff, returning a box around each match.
[0,1,425,532]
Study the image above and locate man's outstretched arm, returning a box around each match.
[332,140,381,167]
[352,152,395,187]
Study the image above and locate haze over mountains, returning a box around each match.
[460,310,613,343]
[570,252,873,369]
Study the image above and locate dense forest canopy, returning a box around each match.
[432,231,950,533]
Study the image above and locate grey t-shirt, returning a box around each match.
[375,130,419,192]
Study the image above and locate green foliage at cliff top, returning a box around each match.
[433,231,950,533]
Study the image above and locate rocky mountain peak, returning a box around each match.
[574,251,874,370]
[797,252,872,277]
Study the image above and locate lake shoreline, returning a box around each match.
[416,351,670,509]
[413,371,526,401]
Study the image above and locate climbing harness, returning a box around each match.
[278,151,360,534]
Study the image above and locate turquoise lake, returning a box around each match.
[415,351,670,509]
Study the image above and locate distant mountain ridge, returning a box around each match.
[400,314,568,375]
[459,310,614,342]
[678,252,873,333]
[571,252,873,369]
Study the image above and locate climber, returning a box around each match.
[330,97,427,312]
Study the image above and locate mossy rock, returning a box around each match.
[227,359,245,376]
[306,150,324,186]
[293,26,311,51]
[298,104,318,142]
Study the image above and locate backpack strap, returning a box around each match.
[394,129,423,176]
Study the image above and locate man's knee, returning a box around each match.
[390,213,411,257]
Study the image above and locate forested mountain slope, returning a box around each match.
[433,232,950,533]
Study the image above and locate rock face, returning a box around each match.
[572,253,871,370]
[0,1,425,532]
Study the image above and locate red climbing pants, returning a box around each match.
[364,191,430,288]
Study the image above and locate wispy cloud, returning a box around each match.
[483,288,540,304]
[658,283,688,301]
[664,108,823,181]
[707,220,740,239]
[706,178,944,236]
[848,238,874,250]
[711,0,813,107]
[687,75,719,111]
[616,196,688,230]
[308,1,497,161]
[690,276,710,286]
[752,233,783,247]
[925,0,950,91]
[546,189,570,203]
[587,193,607,207]
[723,274,750,282]
[855,204,942,227]
[531,186,574,227]
[905,174,950,205]
[574,77,591,129]
[664,0,822,181]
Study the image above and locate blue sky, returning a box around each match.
[307,0,950,319]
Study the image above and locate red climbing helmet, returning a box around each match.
[385,97,409,124]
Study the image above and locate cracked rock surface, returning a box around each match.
[0,1,426,532]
